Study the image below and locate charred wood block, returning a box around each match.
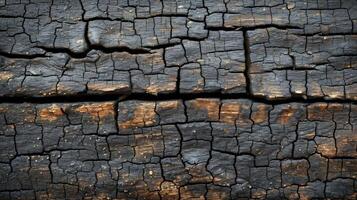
[0,0,357,199]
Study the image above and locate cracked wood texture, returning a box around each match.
[0,0,357,199]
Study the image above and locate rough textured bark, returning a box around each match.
[0,0,356,199]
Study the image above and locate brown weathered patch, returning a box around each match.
[133,132,164,161]
[146,82,176,95]
[55,84,71,95]
[251,188,266,199]
[190,98,220,121]
[140,50,165,66]
[282,159,309,186]
[180,185,206,200]
[220,102,240,124]
[316,137,336,158]
[278,106,296,124]
[134,144,154,161]
[38,104,64,122]
[193,77,205,92]
[327,103,344,112]
[157,100,179,110]
[307,103,330,121]
[110,52,137,70]
[187,165,213,183]
[298,191,309,200]
[225,14,255,27]
[75,102,114,119]
[317,144,336,158]
[221,73,246,92]
[252,104,270,124]
[303,131,316,140]
[336,129,357,157]
[0,71,13,81]
[95,192,111,200]
[87,82,129,92]
[22,104,36,123]
[206,188,230,199]
[0,106,7,113]
[160,181,179,199]
[119,102,157,129]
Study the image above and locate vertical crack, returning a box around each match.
[243,30,252,96]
